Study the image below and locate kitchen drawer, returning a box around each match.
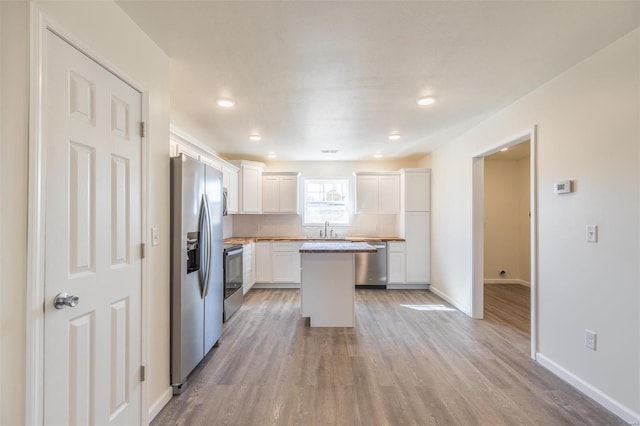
[271,242,298,252]
[388,241,405,252]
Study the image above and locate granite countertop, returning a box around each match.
[299,242,377,253]
[224,236,405,244]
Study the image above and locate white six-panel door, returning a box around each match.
[43,31,143,425]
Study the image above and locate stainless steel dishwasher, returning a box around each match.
[355,241,387,289]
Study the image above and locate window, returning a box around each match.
[303,178,350,225]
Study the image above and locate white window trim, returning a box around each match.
[302,177,353,226]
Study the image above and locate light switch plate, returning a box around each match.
[586,225,597,243]
[152,227,160,246]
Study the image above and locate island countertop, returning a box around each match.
[299,241,377,253]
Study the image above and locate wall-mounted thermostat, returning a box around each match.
[554,180,572,194]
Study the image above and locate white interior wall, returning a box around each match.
[431,29,639,417]
[483,155,530,284]
[418,154,432,168]
[0,2,172,424]
[1,3,29,425]
[483,159,522,280]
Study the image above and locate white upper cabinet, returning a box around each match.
[404,170,431,212]
[222,166,239,214]
[355,175,378,213]
[262,175,280,213]
[232,160,265,214]
[378,175,401,214]
[355,172,400,214]
[262,172,300,214]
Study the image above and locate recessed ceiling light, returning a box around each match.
[248,134,262,141]
[500,147,509,152]
[416,96,436,106]
[216,98,235,108]
[267,152,277,159]
[389,133,401,141]
[374,153,384,158]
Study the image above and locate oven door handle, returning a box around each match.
[225,248,243,257]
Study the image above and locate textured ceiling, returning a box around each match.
[118,1,640,161]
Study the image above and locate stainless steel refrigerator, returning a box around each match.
[170,154,223,394]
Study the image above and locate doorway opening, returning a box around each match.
[483,141,531,336]
[471,128,537,358]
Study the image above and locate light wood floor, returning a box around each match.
[152,287,624,426]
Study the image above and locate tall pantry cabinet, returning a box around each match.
[400,169,431,286]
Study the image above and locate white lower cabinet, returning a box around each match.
[387,242,406,284]
[242,242,255,294]
[255,241,302,285]
[255,242,272,283]
[405,212,430,283]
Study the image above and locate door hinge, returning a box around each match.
[141,243,146,259]
[140,121,146,138]
[140,365,146,382]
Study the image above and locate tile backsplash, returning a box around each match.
[232,213,398,238]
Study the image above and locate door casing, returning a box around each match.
[471,126,538,359]
[26,7,151,425]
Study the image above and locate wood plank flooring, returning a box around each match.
[152,288,624,426]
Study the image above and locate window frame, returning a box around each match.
[302,177,352,226]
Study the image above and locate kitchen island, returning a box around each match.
[299,242,376,327]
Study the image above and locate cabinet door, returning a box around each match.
[228,170,239,214]
[223,167,239,214]
[388,251,406,284]
[378,175,400,214]
[279,176,298,213]
[242,165,262,213]
[255,242,271,283]
[242,243,254,294]
[405,171,430,212]
[272,252,298,283]
[271,242,300,283]
[356,175,378,213]
[405,212,430,283]
[388,242,406,284]
[262,176,280,213]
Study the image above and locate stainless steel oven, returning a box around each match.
[223,244,243,321]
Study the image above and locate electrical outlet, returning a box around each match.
[585,329,597,350]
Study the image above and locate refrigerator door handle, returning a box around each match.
[198,194,208,298]
[202,194,213,297]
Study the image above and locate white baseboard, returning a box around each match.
[148,386,173,422]
[428,286,471,317]
[536,353,640,425]
[484,279,530,287]
[252,282,300,289]
[386,283,429,290]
